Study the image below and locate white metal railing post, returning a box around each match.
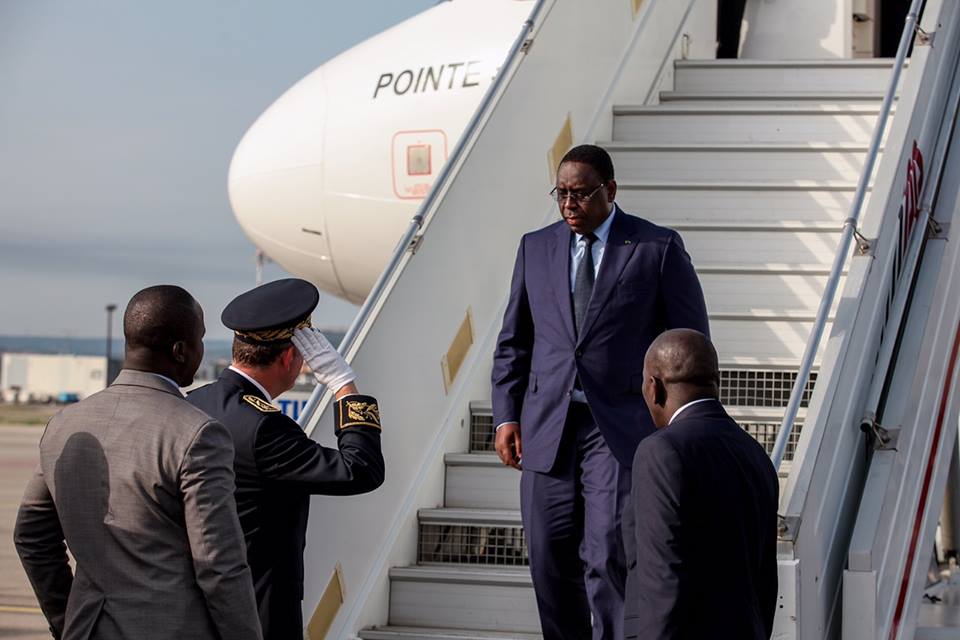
[296,1,549,432]
[770,0,927,470]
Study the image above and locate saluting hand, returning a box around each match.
[292,328,356,392]
[495,423,522,471]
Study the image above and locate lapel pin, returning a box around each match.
[624,240,632,245]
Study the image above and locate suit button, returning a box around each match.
[575,350,583,358]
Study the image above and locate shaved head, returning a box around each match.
[122,285,205,386]
[644,329,719,389]
[642,329,719,428]
[124,285,200,352]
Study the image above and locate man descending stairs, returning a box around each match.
[358,58,893,639]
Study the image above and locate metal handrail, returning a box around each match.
[770,0,927,470]
[297,1,548,432]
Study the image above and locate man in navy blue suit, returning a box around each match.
[623,329,778,639]
[491,144,710,639]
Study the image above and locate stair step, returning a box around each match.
[673,59,895,94]
[675,59,896,69]
[712,318,829,364]
[667,221,841,232]
[616,181,863,224]
[612,106,885,144]
[615,105,887,115]
[682,228,841,267]
[707,272,838,315]
[605,143,871,182]
[359,626,542,640]
[445,453,520,510]
[659,91,886,104]
[420,508,522,526]
[388,566,539,633]
[696,263,845,275]
[708,310,835,322]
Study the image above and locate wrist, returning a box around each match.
[334,382,359,399]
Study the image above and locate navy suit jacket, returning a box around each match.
[622,400,779,639]
[491,206,710,471]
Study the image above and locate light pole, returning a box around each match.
[105,303,117,386]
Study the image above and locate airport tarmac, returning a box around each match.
[0,425,50,639]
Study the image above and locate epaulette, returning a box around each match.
[243,394,280,413]
[334,394,381,434]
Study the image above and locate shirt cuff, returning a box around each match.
[495,421,519,432]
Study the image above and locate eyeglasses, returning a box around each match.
[549,183,606,205]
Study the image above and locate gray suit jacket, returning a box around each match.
[14,369,262,640]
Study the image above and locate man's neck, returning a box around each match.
[230,363,284,400]
[122,357,180,387]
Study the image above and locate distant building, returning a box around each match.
[1,353,107,403]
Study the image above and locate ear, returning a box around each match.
[171,340,187,364]
[605,179,617,202]
[653,376,667,407]
[280,344,298,369]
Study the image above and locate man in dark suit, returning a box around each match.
[491,144,710,639]
[623,329,779,639]
[188,278,384,640]
[15,285,261,640]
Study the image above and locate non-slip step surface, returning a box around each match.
[359,626,543,640]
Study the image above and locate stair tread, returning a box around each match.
[390,565,533,585]
[420,507,521,524]
[359,626,542,640]
[617,180,863,191]
[614,104,886,114]
[660,91,886,100]
[696,263,846,274]
[604,141,872,151]
[666,221,841,231]
[708,310,835,321]
[675,58,897,69]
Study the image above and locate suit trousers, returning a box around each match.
[520,403,632,640]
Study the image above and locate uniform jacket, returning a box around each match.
[188,369,384,640]
[491,206,710,471]
[14,369,261,640]
[622,400,779,639]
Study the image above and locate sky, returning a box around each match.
[0,0,435,339]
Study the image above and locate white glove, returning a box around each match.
[291,327,356,392]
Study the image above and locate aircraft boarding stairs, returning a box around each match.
[356,58,893,640]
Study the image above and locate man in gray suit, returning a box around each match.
[14,285,262,640]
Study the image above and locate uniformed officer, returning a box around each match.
[188,278,384,640]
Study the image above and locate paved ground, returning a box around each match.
[0,425,53,639]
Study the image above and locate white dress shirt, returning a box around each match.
[668,397,717,425]
[569,205,615,293]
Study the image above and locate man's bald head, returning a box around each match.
[124,285,200,351]
[642,329,720,428]
[122,285,205,386]
[644,329,719,390]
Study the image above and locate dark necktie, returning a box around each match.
[573,232,597,335]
